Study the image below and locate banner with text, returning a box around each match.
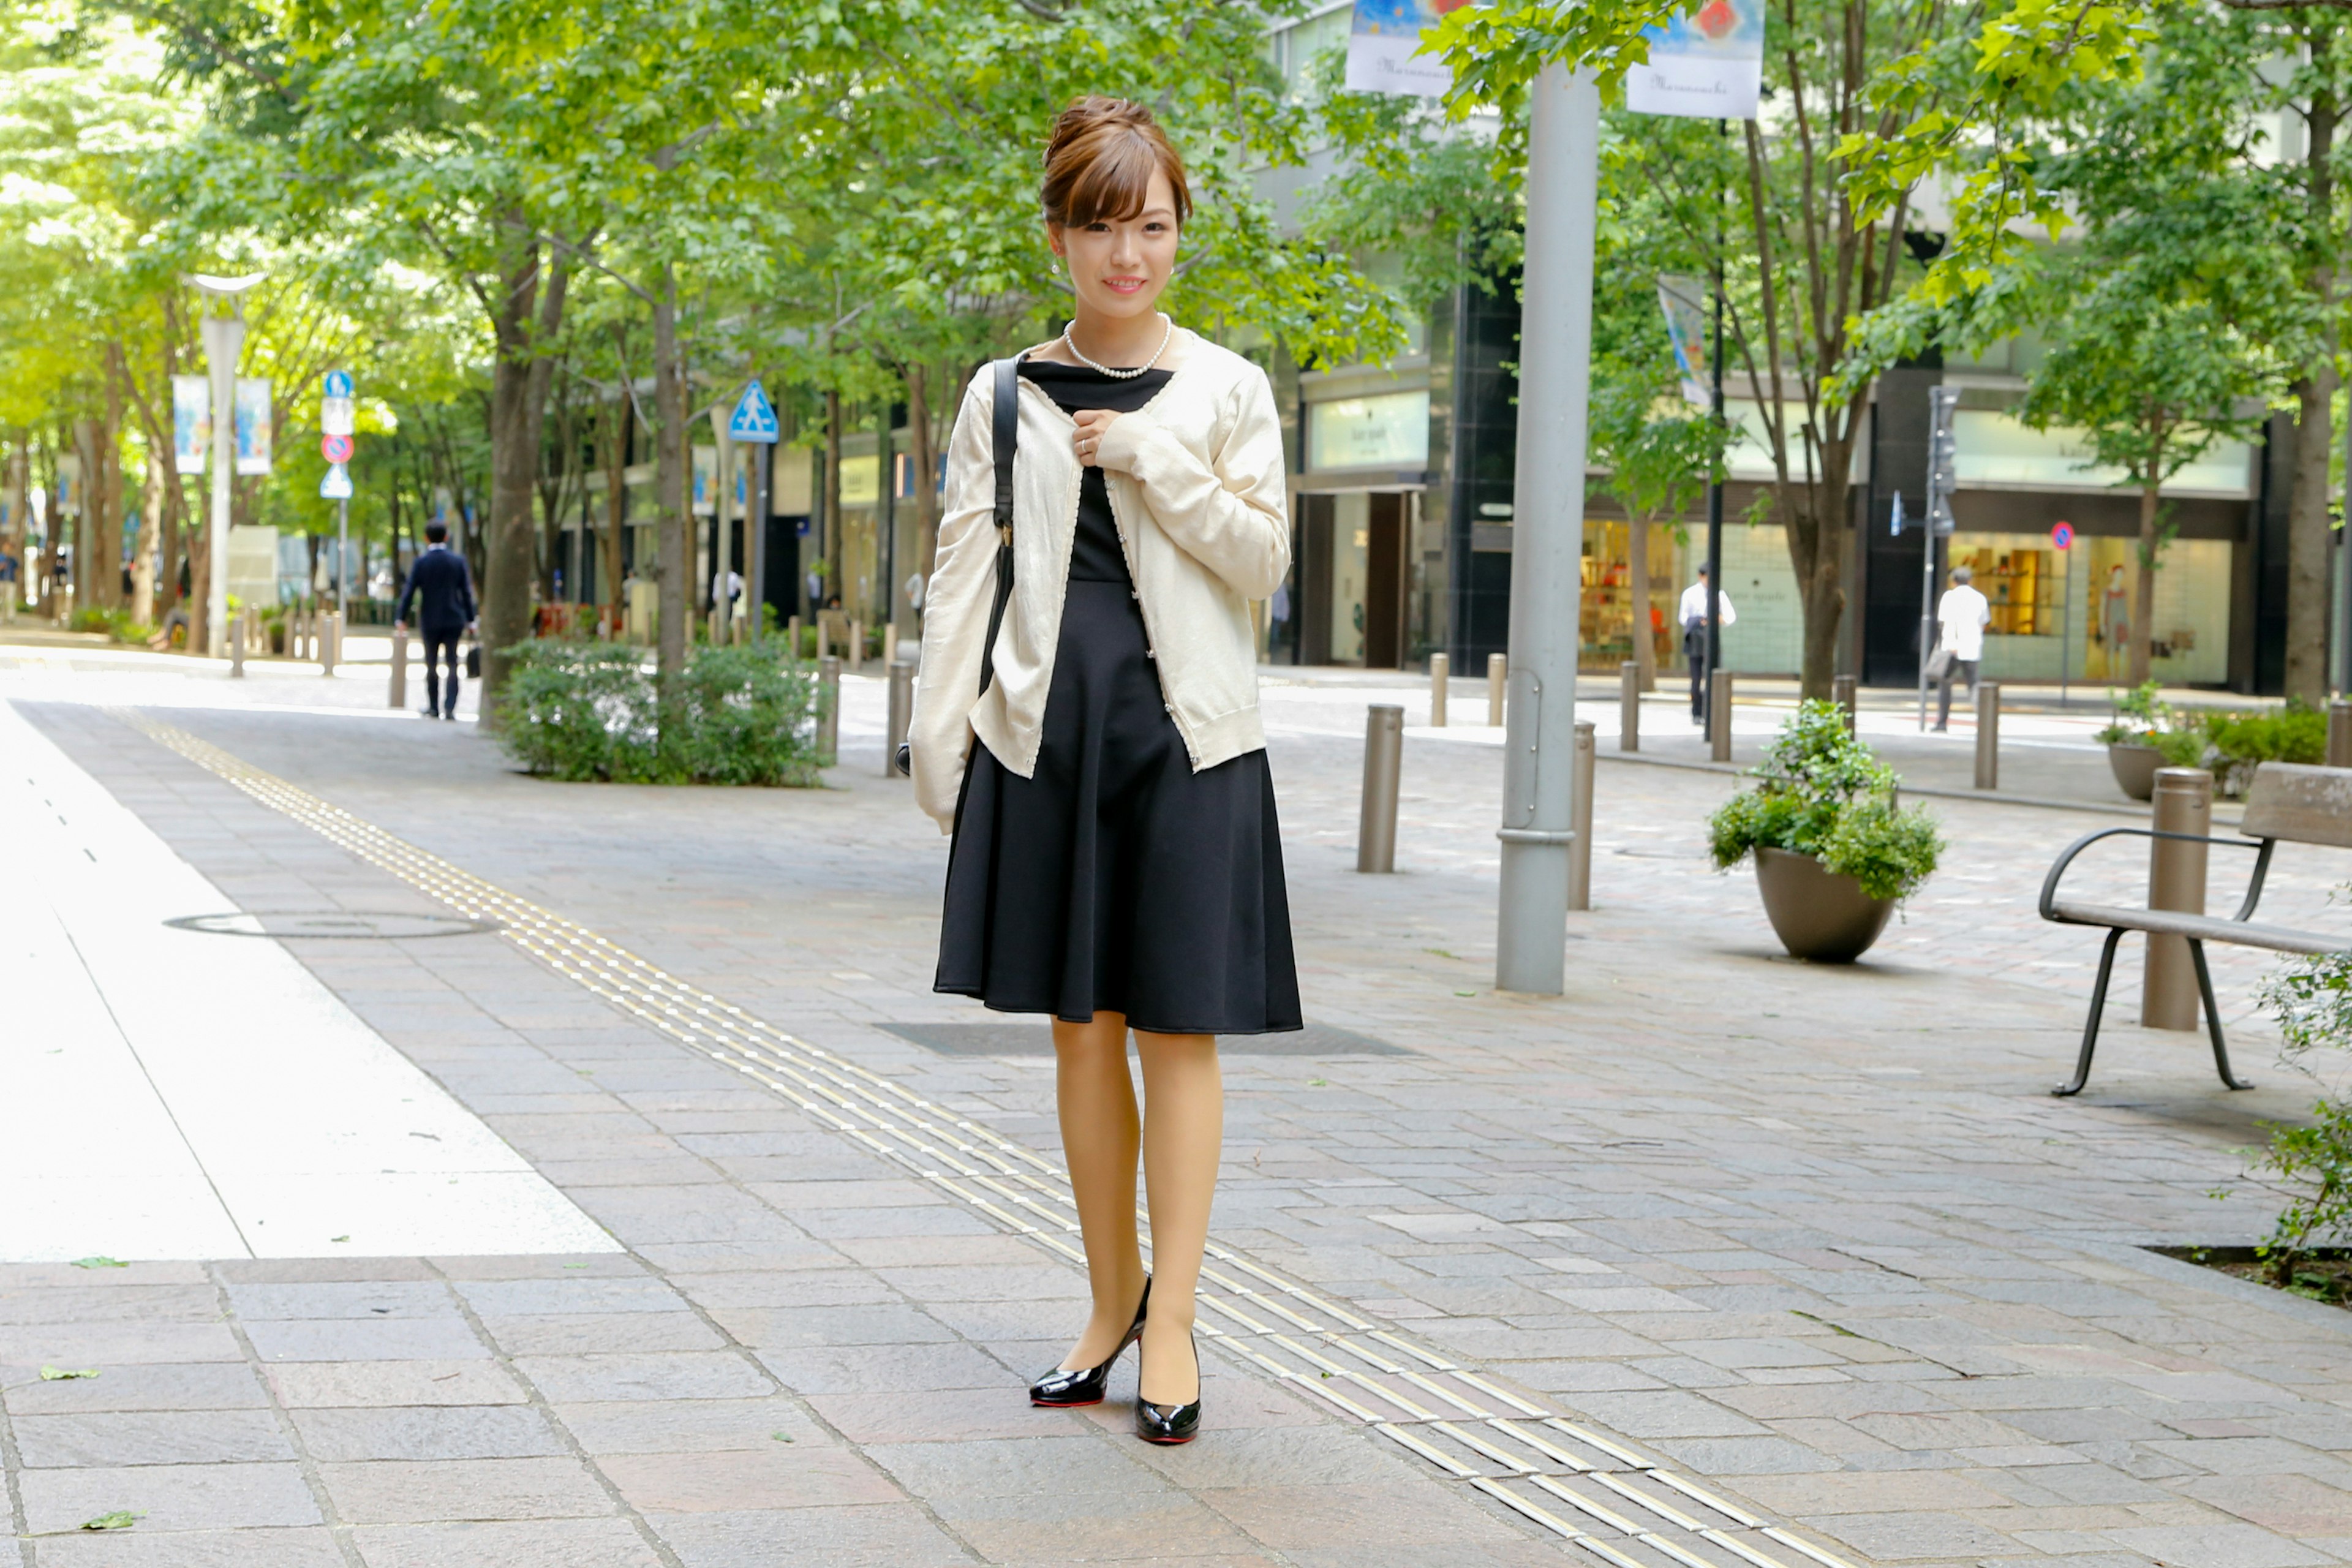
[172,375,211,474]
[1626,0,1764,121]
[1344,0,1472,97]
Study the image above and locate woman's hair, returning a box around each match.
[1041,96,1192,230]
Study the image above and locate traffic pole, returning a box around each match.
[1494,64,1600,996]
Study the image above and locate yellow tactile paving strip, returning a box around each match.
[115,706,1869,1568]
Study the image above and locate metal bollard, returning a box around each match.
[1833,673,1857,734]
[2143,766,2212,1031]
[786,614,802,659]
[1618,660,1639,753]
[1709,669,1733,762]
[815,616,830,661]
[390,625,408,709]
[885,655,914,777]
[849,619,864,674]
[230,619,246,677]
[1487,652,1506,726]
[1357,704,1403,873]
[1569,720,1595,911]
[883,622,899,671]
[1974,681,2000,790]
[320,612,339,677]
[1429,652,1449,728]
[2331,700,2352,768]
[818,655,841,764]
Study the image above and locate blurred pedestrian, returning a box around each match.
[1679,564,1736,725]
[393,520,475,721]
[1932,564,1991,731]
[908,96,1297,1448]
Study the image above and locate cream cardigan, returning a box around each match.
[908,330,1290,833]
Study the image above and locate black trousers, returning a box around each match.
[1935,658,1980,728]
[423,631,462,715]
[1684,624,1708,720]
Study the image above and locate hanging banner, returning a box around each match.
[172,375,211,474]
[691,445,717,517]
[1656,275,1712,409]
[1344,0,1472,98]
[233,378,273,475]
[54,453,80,518]
[1626,0,1765,121]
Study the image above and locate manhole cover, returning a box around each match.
[881,1022,1412,1057]
[165,911,501,940]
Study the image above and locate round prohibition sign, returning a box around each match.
[320,433,353,464]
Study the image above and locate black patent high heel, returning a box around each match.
[1030,1277,1150,1408]
[1134,1329,1200,1444]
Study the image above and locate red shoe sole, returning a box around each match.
[1031,1397,1104,1408]
[1139,1433,1196,1444]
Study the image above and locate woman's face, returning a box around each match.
[1049,168,1180,323]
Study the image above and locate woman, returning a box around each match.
[908,97,1301,1446]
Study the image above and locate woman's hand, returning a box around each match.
[1072,409,1121,469]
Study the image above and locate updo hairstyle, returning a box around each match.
[1041,97,1193,231]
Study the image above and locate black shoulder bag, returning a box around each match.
[978,355,1020,695]
[898,356,1019,777]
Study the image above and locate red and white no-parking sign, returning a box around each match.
[320,433,353,464]
[2051,521,2074,550]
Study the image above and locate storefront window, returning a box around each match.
[1946,531,2232,685]
[1578,520,1686,674]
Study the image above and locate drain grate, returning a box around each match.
[165,910,502,940]
[881,1020,1412,1057]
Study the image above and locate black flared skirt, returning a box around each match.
[935,579,1302,1036]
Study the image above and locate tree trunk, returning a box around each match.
[823,388,843,605]
[1776,431,1858,700]
[1628,514,1656,692]
[481,232,570,727]
[605,389,630,635]
[2132,474,2160,685]
[2286,77,2339,706]
[906,364,940,620]
[654,262,689,701]
[102,352,127,611]
[76,420,111,615]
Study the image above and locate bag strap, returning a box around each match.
[978,356,1020,695]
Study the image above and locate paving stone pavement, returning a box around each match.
[5,662,2351,1568]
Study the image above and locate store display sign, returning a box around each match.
[1309,391,1431,471]
[1344,0,1472,98]
[839,454,880,508]
[1626,0,1765,121]
[172,375,211,474]
[233,378,273,475]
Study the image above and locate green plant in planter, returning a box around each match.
[2203,701,2325,798]
[2247,941,2352,1287]
[1707,701,1943,902]
[494,636,827,786]
[2095,679,2207,767]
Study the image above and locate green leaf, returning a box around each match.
[40,1366,100,1381]
[80,1512,140,1532]
[70,1257,127,1269]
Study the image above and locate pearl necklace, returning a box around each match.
[1061,314,1173,379]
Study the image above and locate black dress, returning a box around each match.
[934,360,1302,1036]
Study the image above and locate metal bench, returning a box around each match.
[2039,762,2352,1097]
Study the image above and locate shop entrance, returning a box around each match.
[1293,491,1410,668]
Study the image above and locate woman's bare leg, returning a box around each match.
[1133,1028,1221,1404]
[1051,1012,1147,1369]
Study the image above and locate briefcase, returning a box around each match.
[466,643,481,679]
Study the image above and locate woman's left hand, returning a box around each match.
[1072,409,1121,470]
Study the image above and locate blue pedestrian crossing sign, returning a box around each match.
[727,380,780,443]
[320,463,353,500]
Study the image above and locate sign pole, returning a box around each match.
[1494,63,1601,996]
[724,379,783,640]
[337,496,350,620]
[202,314,243,660]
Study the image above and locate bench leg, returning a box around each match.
[2187,939,2253,1091]
[2055,928,2125,1097]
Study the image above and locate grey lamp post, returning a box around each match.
[189,272,266,660]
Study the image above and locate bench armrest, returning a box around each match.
[2038,827,2274,926]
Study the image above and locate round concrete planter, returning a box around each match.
[1754,846,1897,963]
[2106,742,2162,802]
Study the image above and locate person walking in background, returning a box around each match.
[1679,564,1736,726]
[1932,564,1991,731]
[393,519,475,721]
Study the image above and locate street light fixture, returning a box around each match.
[188,272,266,660]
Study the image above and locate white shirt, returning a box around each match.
[1936,584,1991,662]
[1678,581,1736,628]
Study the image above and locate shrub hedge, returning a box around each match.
[494,637,827,786]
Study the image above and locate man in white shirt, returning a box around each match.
[1932,564,1992,731]
[1678,565,1737,725]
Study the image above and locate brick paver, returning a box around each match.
[4,649,2349,1568]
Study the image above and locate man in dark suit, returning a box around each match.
[394,521,476,720]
